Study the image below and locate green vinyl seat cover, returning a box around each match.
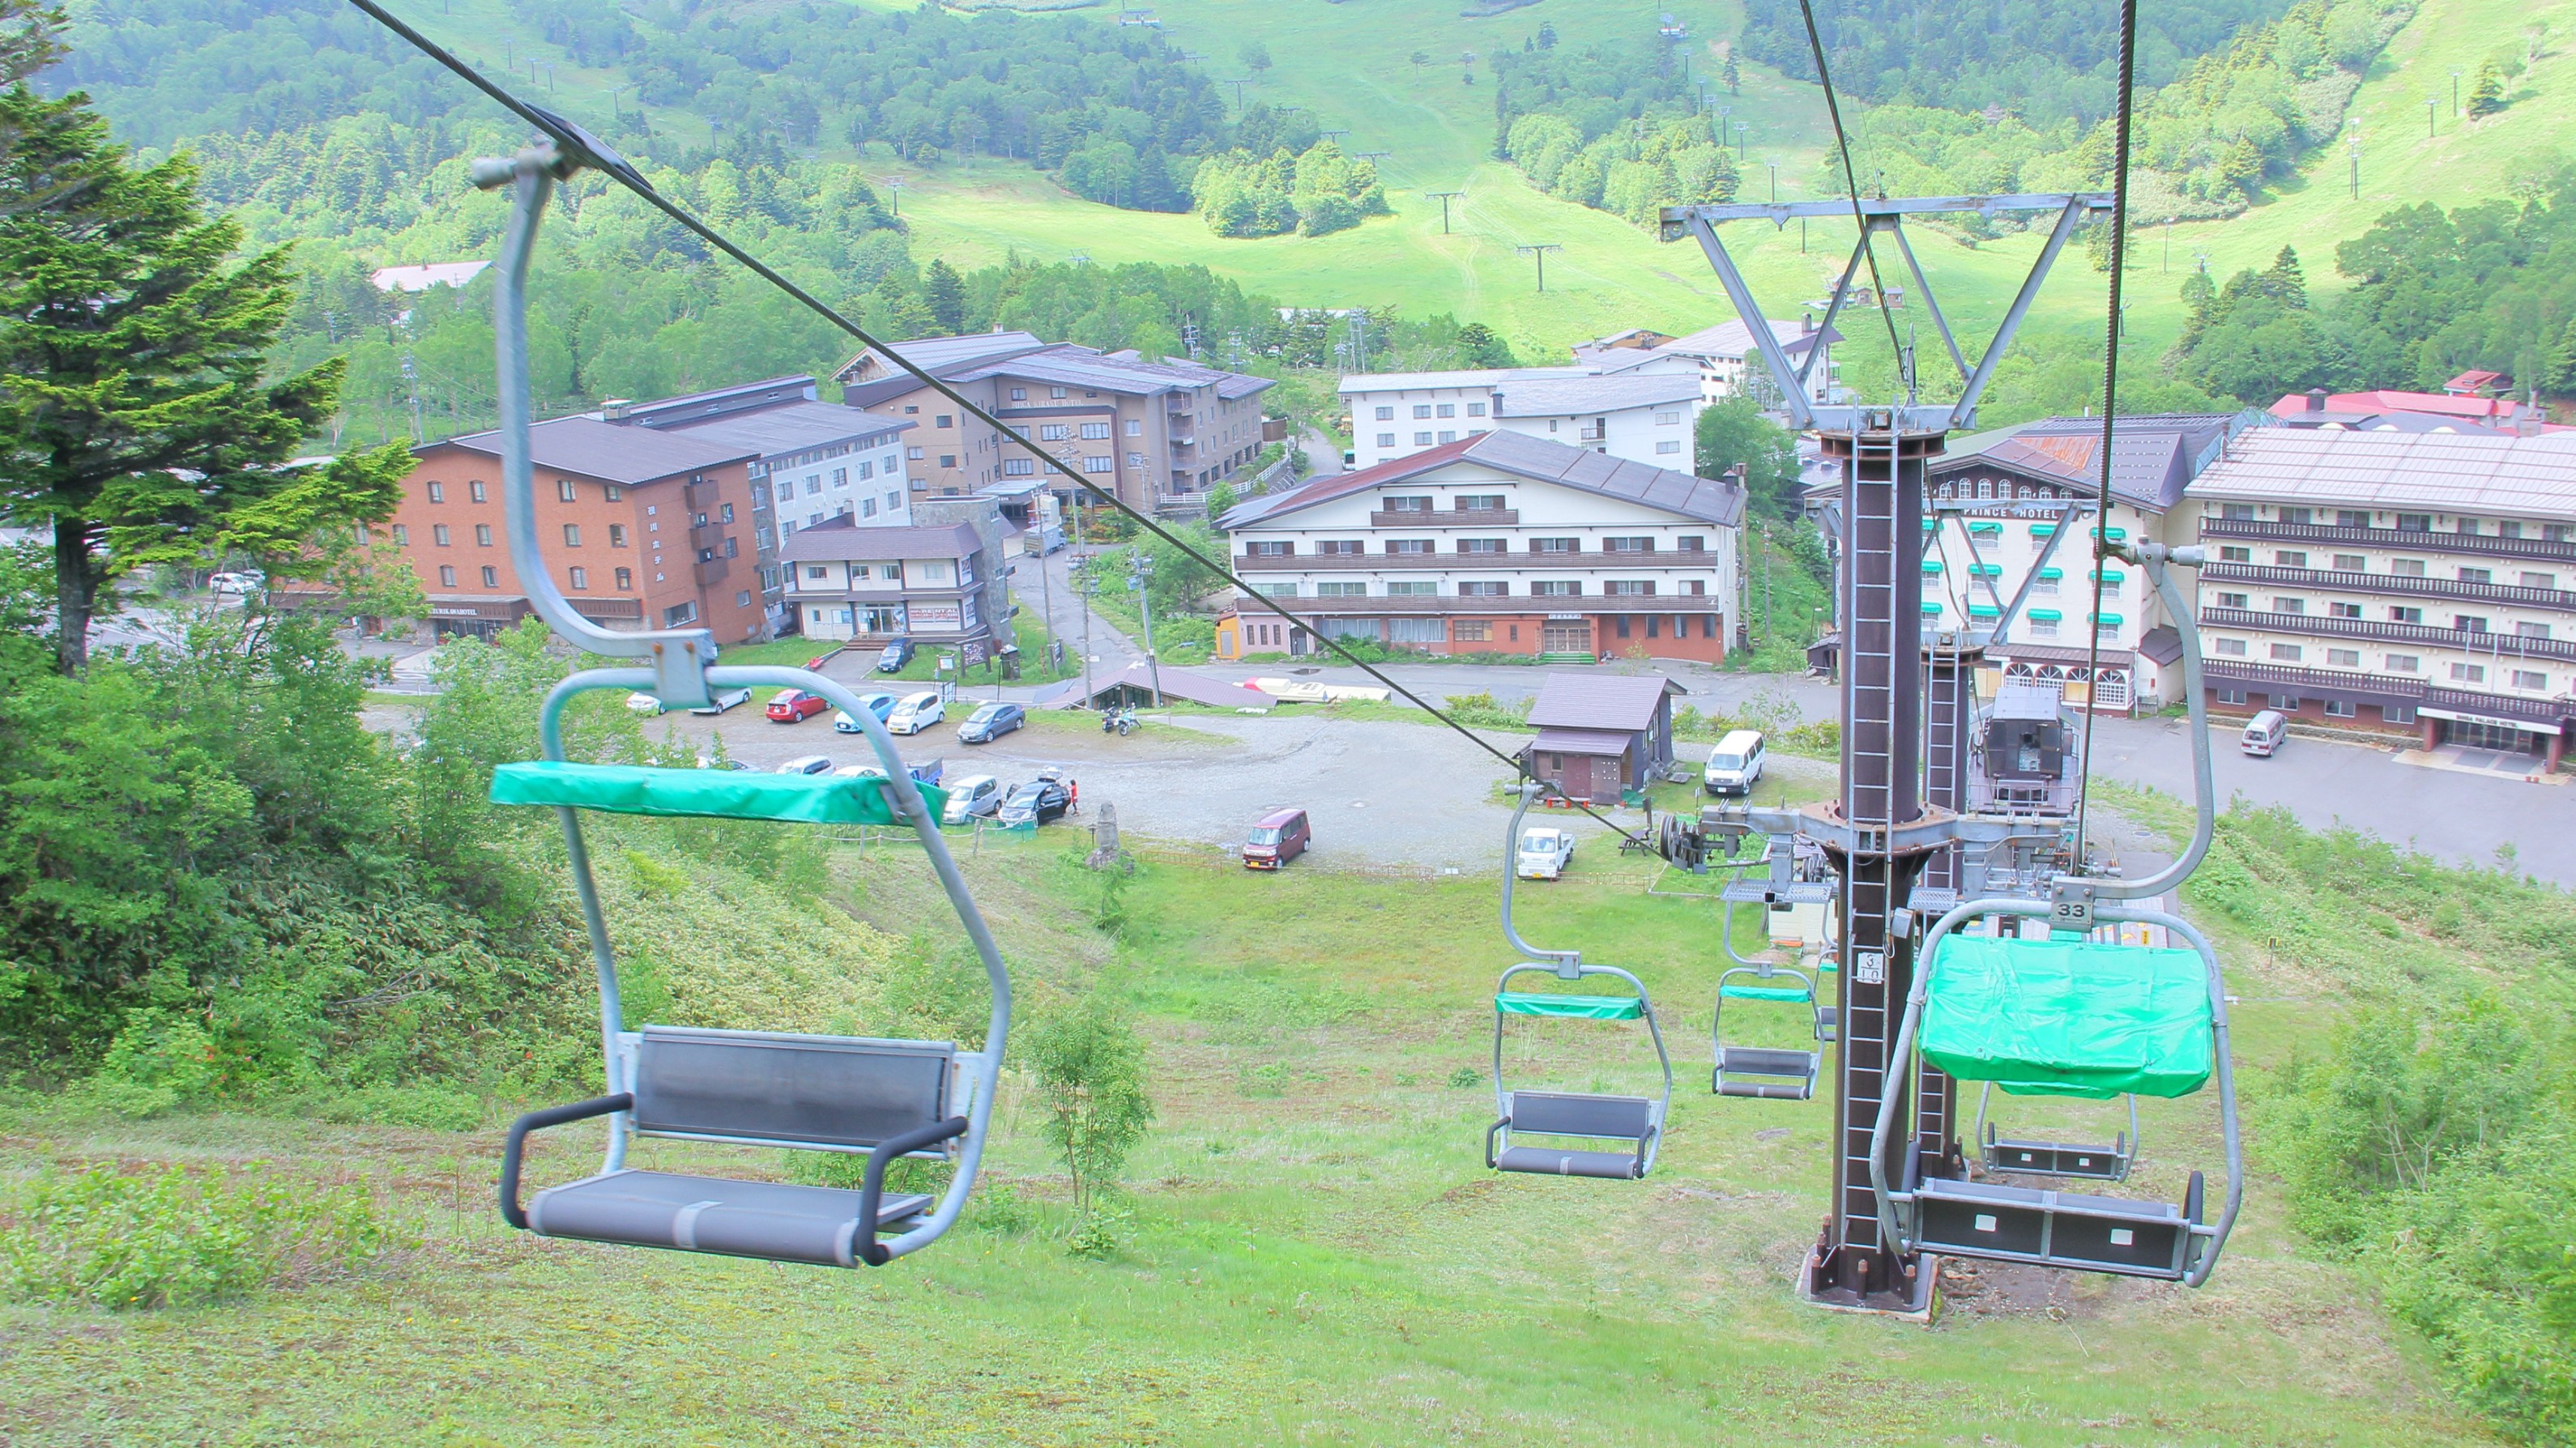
[489,760,947,826]
[1721,984,1813,1003]
[1920,935,2213,1100]
[1495,992,1645,1020]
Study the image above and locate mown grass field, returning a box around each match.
[0,823,2500,1446]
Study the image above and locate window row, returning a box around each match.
[1373,402,1491,421]
[2211,594,2556,637]
[2213,545,2562,588]
[1244,534,1704,557]
[1259,579,1704,598]
[2211,503,2575,540]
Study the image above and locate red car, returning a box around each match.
[766,688,829,723]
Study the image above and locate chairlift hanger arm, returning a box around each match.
[2057,545,2211,901]
[1660,194,2114,230]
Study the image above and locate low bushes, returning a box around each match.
[1,1161,403,1310]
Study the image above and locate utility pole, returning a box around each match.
[1764,160,1777,202]
[1077,569,1098,707]
[2349,139,2361,199]
[401,351,423,443]
[1732,120,1749,160]
[2425,96,2437,137]
[2451,68,2463,115]
[1347,311,1369,372]
[881,177,904,215]
[1516,242,1563,293]
[1219,78,1247,112]
[1128,546,1163,706]
[1427,190,1464,232]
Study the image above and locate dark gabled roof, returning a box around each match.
[1220,430,1745,529]
[1525,671,1682,733]
[1530,726,1637,756]
[776,517,981,563]
[648,399,911,459]
[434,416,754,486]
[1930,413,2242,513]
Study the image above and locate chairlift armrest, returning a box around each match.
[1631,1124,1659,1178]
[500,1092,633,1230]
[1485,1117,1510,1170]
[854,1115,970,1267]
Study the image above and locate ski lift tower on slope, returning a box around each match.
[1658,193,2112,1313]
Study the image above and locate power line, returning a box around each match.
[2071,0,2143,866]
[345,0,1654,850]
[1790,0,1906,390]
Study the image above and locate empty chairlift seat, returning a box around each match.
[1886,929,2236,1282]
[1487,987,1671,1181]
[504,1028,968,1267]
[1710,966,1825,1101]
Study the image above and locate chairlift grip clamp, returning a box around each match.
[2047,877,2097,934]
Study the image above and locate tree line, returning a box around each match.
[1486,26,1740,231]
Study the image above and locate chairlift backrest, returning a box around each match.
[1506,1090,1656,1139]
[633,1028,954,1151]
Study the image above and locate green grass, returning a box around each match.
[0,823,2506,1445]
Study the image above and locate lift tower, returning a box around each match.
[1661,192,2109,1310]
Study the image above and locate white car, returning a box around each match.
[1516,827,1576,880]
[689,687,754,716]
[940,773,1004,824]
[776,755,835,776]
[625,692,668,716]
[207,569,265,596]
[887,691,945,735]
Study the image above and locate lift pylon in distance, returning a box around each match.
[1658,193,2112,1313]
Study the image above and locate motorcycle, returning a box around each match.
[1100,706,1137,736]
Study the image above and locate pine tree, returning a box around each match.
[923,258,966,334]
[2263,245,2309,308]
[2466,60,2506,118]
[1723,55,1740,93]
[0,83,398,672]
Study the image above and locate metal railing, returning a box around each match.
[2199,607,2576,663]
[2201,658,2575,724]
[2200,517,2576,564]
[2203,560,2576,611]
[1370,508,1520,527]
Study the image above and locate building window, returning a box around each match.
[830,467,847,489]
[1614,615,1631,638]
[1604,537,1654,553]
[2273,694,2302,710]
[480,565,498,587]
[2213,638,2249,656]
[1437,430,1458,444]
[472,523,493,547]
[2333,553,2365,572]
[1084,456,1113,474]
[604,485,621,502]
[1457,495,1505,511]
[1435,403,1456,419]
[569,566,588,590]
[1386,539,1432,555]
[2451,662,2486,683]
[1003,458,1035,476]
[2335,509,2369,528]
[1531,538,1579,554]
[2327,648,2361,667]
[2455,615,2489,633]
[2459,566,2494,585]
[2386,704,2418,724]
[1050,387,1068,400]
[738,590,753,608]
[437,565,455,587]
[2385,654,2417,673]
[1315,581,1367,598]
[1039,424,1071,441]
[1412,405,1431,419]
[664,601,698,627]
[1532,581,1580,597]
[2391,558,2426,577]
[1248,540,1292,557]
[1386,581,1437,596]
[1456,620,1492,641]
[1007,390,1025,402]
[616,568,633,590]
[1683,580,1706,596]
[562,523,582,547]
[2457,517,2480,534]
[427,481,446,504]
[2330,602,2361,619]
[1413,432,1433,445]
[2396,513,2431,532]
[556,478,577,502]
[2271,597,2305,615]
[2269,643,2301,661]
[430,522,454,547]
[2523,572,2558,590]
[2216,688,2246,706]
[2281,508,2313,526]
[908,446,925,460]
[2323,699,2356,718]
[1317,540,1362,556]
[940,455,956,468]
[2275,551,2307,568]
[2218,546,2251,563]
[1081,421,1111,440]
[2519,621,2554,641]
[1467,401,1486,417]
[1127,452,1146,468]
[1459,581,1507,596]
[1373,407,1393,420]
[2216,592,2249,609]
[2219,503,2254,521]
[1606,581,1654,597]
[2390,606,2423,624]
[2514,669,2548,691]
[1257,582,1298,598]
[470,480,488,503]
[1377,433,1396,447]
[1678,534,1705,552]
[609,524,628,547]
[1656,440,1682,454]
[1384,496,1433,513]
[390,524,409,546]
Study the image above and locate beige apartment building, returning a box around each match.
[834,332,1275,513]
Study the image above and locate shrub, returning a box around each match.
[0,1162,401,1310]
[1025,995,1154,1214]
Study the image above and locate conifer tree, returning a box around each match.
[923,258,966,334]
[2466,60,2506,117]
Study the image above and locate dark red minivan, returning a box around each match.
[1241,807,1311,869]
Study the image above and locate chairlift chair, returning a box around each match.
[1486,786,1674,1179]
[1869,543,2243,1285]
[476,143,1012,1268]
[1976,1080,2137,1182]
[1710,899,1825,1100]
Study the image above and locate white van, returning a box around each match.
[2241,709,2289,757]
[1704,730,1767,796]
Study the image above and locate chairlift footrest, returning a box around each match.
[1983,1135,2133,1181]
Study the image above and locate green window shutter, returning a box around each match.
[2028,608,2063,621]
[2036,566,2064,580]
[1920,602,1944,615]
[1970,564,2003,577]
[1921,559,1944,573]
[2092,612,2123,626]
[1968,603,2002,619]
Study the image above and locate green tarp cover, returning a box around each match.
[1921,936,2213,1099]
[1721,984,1813,1003]
[489,760,946,826]
[1496,992,1645,1020]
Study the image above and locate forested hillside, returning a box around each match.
[1489,28,1741,231]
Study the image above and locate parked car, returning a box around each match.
[207,569,265,596]
[833,757,945,788]
[876,637,915,674]
[1516,826,1576,880]
[997,778,1072,827]
[2241,709,2289,757]
[1703,730,1767,796]
[957,701,1026,744]
[690,687,754,716]
[887,691,945,735]
[1241,807,1311,870]
[776,755,834,776]
[766,688,829,723]
[833,692,901,732]
[625,691,668,717]
[939,773,1004,824]
[693,756,754,771]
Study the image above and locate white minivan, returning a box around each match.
[1704,730,1767,796]
[2241,709,2289,757]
